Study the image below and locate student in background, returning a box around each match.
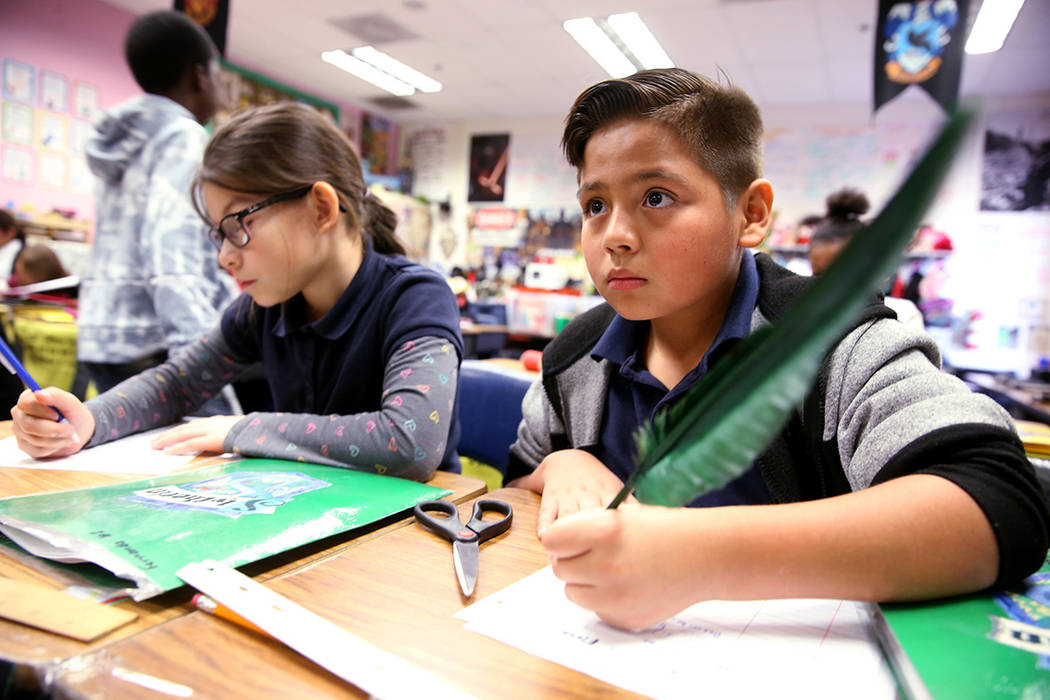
[13,102,464,481]
[79,10,235,399]
[0,210,27,286]
[507,68,1048,630]
[809,187,925,331]
[10,244,69,287]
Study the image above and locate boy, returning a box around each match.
[507,68,1048,630]
[80,10,235,402]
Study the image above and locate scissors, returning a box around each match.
[414,498,513,597]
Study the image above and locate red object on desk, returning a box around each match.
[521,349,542,372]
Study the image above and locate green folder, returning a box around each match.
[873,557,1050,699]
[0,459,451,600]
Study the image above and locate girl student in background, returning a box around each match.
[11,102,464,481]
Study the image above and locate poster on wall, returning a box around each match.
[360,113,393,175]
[39,71,68,112]
[175,0,230,57]
[469,133,510,202]
[980,107,1050,212]
[2,102,33,144]
[72,81,98,120]
[2,59,34,104]
[1,145,34,185]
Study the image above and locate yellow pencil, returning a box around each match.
[192,593,271,638]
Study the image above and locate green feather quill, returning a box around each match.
[608,107,976,509]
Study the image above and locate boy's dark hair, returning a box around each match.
[810,188,869,244]
[561,68,764,207]
[125,10,216,94]
[192,102,404,256]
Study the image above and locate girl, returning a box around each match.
[11,102,464,481]
[0,210,26,287]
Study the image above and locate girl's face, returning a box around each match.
[203,181,326,309]
[577,119,760,330]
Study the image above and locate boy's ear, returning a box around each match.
[737,179,774,248]
[309,182,341,232]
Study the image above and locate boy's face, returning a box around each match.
[578,119,757,325]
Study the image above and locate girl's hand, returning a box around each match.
[10,388,94,458]
[513,449,637,535]
[541,505,714,631]
[150,415,242,455]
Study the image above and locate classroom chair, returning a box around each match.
[456,359,533,491]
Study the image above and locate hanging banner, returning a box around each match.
[174,0,230,57]
[873,0,970,115]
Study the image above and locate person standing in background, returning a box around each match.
[79,10,236,407]
[0,210,27,288]
[808,188,925,331]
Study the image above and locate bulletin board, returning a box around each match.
[1,58,98,198]
[762,120,939,222]
[215,60,339,125]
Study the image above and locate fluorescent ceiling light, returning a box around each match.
[321,49,414,96]
[564,12,673,78]
[607,12,673,69]
[965,0,1025,55]
[564,17,637,78]
[351,46,443,93]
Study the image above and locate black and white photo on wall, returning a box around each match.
[981,108,1050,212]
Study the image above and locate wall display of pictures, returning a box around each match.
[981,107,1050,212]
[69,119,92,154]
[38,152,68,189]
[72,81,98,120]
[36,111,68,152]
[2,101,33,144]
[469,133,510,202]
[1,144,34,184]
[39,70,68,112]
[2,59,34,103]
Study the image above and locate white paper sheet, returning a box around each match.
[456,567,896,699]
[0,428,199,474]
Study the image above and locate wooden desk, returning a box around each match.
[52,487,646,699]
[0,422,485,687]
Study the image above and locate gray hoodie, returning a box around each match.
[80,94,234,364]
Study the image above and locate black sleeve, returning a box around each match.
[873,423,1050,588]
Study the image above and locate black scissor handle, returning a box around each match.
[464,499,513,543]
[414,500,475,543]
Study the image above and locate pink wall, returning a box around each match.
[0,0,139,224]
[0,0,398,233]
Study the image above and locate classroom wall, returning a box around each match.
[0,0,395,232]
[0,0,139,222]
[403,89,1050,372]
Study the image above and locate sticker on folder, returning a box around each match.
[126,471,331,518]
[0,459,450,600]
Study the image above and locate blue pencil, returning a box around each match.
[0,334,66,421]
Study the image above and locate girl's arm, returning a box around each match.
[541,473,998,631]
[85,326,248,447]
[221,336,458,481]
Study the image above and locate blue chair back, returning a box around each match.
[456,360,533,473]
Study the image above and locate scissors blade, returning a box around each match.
[452,541,479,597]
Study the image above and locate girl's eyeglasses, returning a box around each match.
[208,186,320,252]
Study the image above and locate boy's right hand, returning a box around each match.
[10,388,94,458]
[519,449,637,535]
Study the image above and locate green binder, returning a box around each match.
[873,557,1050,699]
[0,459,451,600]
